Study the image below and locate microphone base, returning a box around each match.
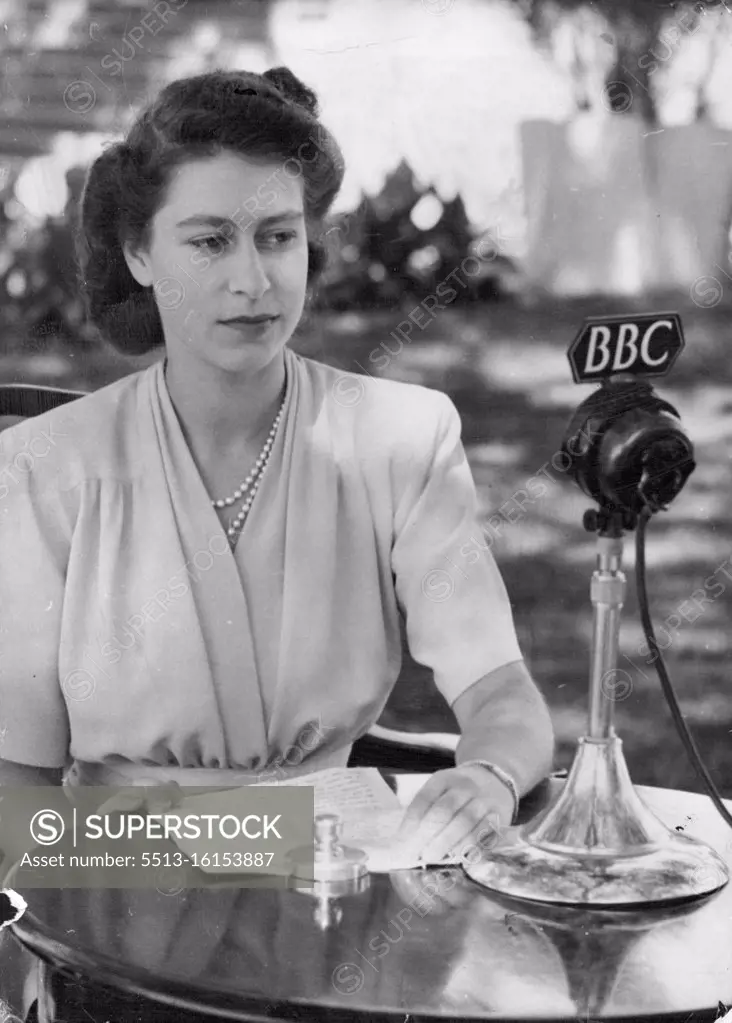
[464,735,729,906]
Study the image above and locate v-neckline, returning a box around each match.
[155,352,292,570]
[145,353,297,766]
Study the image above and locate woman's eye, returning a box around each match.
[189,234,229,254]
[259,230,298,249]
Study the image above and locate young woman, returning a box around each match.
[0,66,553,863]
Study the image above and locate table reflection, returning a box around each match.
[7,780,732,1021]
[10,863,731,1021]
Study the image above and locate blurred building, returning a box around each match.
[0,0,567,251]
[1,0,732,297]
[0,0,275,215]
[522,113,732,296]
[269,0,570,256]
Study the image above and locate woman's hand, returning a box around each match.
[94,782,183,817]
[396,765,515,865]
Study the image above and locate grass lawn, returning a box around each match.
[2,292,730,795]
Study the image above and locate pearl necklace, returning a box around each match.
[211,391,287,546]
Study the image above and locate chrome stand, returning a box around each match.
[465,530,729,906]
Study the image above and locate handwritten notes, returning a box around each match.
[257,766,399,812]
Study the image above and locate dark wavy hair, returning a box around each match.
[75,66,345,354]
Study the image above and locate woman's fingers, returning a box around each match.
[96,791,146,816]
[96,783,182,817]
[146,782,183,814]
[419,797,483,864]
[399,786,477,863]
[397,766,517,864]
[397,773,454,841]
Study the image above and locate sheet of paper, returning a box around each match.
[261,766,401,813]
[171,768,457,873]
[253,767,446,871]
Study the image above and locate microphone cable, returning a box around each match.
[635,506,732,830]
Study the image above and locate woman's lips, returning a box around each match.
[219,315,279,325]
[217,315,280,334]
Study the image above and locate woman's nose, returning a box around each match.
[227,245,270,300]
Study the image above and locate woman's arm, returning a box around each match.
[0,758,64,879]
[0,757,63,786]
[451,659,555,797]
[388,392,555,860]
[397,661,554,862]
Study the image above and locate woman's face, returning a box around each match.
[123,150,309,376]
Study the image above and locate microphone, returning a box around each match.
[560,378,696,523]
[463,316,731,908]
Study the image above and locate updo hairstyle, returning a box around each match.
[75,66,345,353]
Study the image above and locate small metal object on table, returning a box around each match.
[288,812,370,930]
[5,775,732,1023]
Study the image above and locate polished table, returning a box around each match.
[5,775,732,1022]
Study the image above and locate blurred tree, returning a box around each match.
[513,0,731,125]
[0,165,91,354]
[316,160,515,311]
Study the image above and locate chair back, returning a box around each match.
[0,383,86,431]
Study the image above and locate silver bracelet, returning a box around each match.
[458,759,520,824]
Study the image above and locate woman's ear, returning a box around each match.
[122,238,154,288]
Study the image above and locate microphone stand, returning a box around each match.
[464,505,729,906]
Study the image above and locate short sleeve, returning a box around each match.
[0,426,71,767]
[391,393,523,706]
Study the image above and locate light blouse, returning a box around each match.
[0,346,522,784]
